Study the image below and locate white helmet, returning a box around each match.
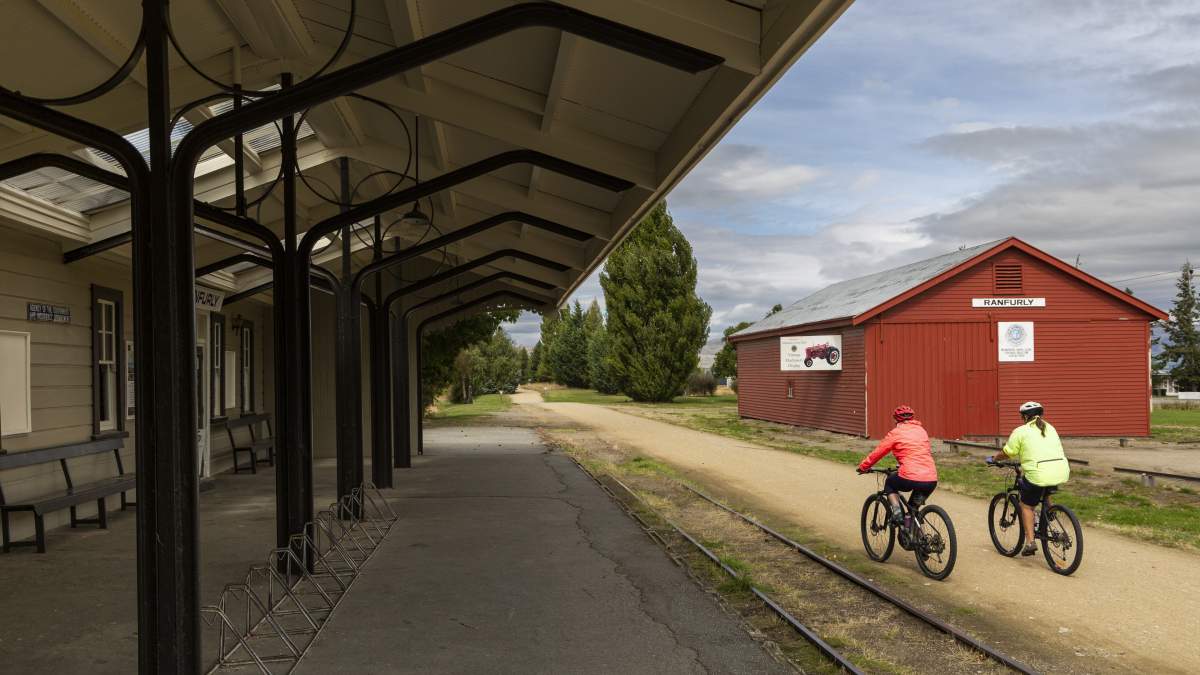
[1018,401,1044,415]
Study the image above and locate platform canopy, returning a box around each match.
[0,0,852,316]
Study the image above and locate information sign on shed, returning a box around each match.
[998,321,1034,362]
[781,335,843,371]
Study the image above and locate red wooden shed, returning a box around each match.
[729,238,1169,439]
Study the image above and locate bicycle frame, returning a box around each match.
[866,469,927,542]
[994,464,1055,540]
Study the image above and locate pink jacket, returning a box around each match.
[858,420,938,482]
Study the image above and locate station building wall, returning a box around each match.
[0,224,273,543]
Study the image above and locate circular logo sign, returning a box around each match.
[1005,323,1027,345]
[791,345,798,352]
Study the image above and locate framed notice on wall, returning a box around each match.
[998,322,1034,362]
[781,335,843,371]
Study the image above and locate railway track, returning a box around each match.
[570,456,1038,675]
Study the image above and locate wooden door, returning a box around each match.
[965,369,998,437]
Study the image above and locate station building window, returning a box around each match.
[211,313,226,417]
[0,330,32,437]
[91,285,124,435]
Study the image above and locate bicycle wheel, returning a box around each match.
[860,494,895,562]
[988,492,1024,556]
[915,505,957,581]
[1041,504,1084,576]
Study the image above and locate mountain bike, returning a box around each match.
[987,461,1083,576]
[859,468,957,580]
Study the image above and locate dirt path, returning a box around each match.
[515,392,1199,673]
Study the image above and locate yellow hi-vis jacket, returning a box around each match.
[1002,419,1070,486]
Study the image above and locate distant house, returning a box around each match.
[1153,371,1178,397]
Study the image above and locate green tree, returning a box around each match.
[535,312,561,381]
[475,327,523,394]
[711,320,752,380]
[519,346,530,383]
[601,201,711,401]
[450,346,483,403]
[449,327,523,402]
[546,301,590,387]
[587,320,621,394]
[421,309,518,410]
[530,341,543,381]
[768,303,783,316]
[1155,261,1200,391]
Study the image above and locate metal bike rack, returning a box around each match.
[202,482,398,674]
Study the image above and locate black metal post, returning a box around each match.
[234,87,246,217]
[142,0,200,669]
[392,309,410,468]
[334,159,365,505]
[416,326,424,456]
[277,72,314,557]
[370,216,392,486]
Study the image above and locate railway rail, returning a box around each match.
[681,484,1037,674]
[569,456,1038,675]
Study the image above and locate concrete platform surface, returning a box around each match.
[297,426,786,674]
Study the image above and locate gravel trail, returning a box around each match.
[517,392,1199,674]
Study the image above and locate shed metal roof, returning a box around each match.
[733,239,1006,337]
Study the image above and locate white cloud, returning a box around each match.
[850,169,881,191]
[672,144,821,209]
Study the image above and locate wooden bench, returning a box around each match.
[225,414,274,474]
[0,435,134,553]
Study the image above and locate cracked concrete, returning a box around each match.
[297,426,787,674]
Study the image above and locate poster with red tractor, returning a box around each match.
[780,335,843,371]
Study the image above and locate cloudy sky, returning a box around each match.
[506,0,1200,348]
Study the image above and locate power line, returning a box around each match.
[1110,270,1178,283]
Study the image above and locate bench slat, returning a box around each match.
[3,475,137,514]
[0,434,127,471]
[224,413,269,430]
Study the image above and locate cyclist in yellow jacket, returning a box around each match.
[988,401,1070,556]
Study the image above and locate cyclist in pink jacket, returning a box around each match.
[857,405,939,524]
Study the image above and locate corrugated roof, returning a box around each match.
[733,239,1006,337]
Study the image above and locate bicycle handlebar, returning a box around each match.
[988,461,1021,469]
[860,467,896,475]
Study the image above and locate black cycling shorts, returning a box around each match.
[884,473,937,503]
[1017,476,1054,507]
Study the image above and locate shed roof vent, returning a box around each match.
[994,263,1023,294]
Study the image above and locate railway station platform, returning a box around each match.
[0,425,784,673]
[297,425,785,674]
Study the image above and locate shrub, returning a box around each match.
[684,370,717,396]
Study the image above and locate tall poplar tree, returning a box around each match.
[1155,261,1200,391]
[535,311,561,381]
[547,301,590,387]
[601,201,711,401]
[530,341,543,381]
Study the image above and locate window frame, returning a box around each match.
[210,313,226,418]
[0,330,32,437]
[239,322,255,413]
[91,285,125,436]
